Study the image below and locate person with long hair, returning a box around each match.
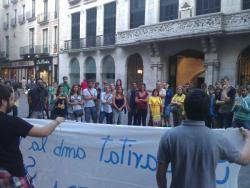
[112,86,127,125]
[99,84,113,124]
[68,84,84,122]
[53,85,68,119]
[148,89,163,127]
[135,83,148,126]
[115,79,122,89]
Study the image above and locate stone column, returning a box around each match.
[202,37,220,85]
[114,47,127,89]
[95,51,102,83]
[204,59,220,85]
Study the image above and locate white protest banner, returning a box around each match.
[20,119,244,188]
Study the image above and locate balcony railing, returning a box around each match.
[37,12,49,24]
[26,11,36,22]
[18,15,25,25]
[64,35,116,51]
[68,0,81,5]
[3,0,9,8]
[3,22,9,30]
[117,10,250,45]
[20,45,50,56]
[11,0,17,4]
[10,18,17,27]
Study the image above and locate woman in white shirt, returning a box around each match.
[68,84,84,122]
[99,84,113,124]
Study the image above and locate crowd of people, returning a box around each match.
[1,75,250,129]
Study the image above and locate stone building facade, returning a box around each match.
[0,0,59,85]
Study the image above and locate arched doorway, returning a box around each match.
[69,58,80,85]
[102,55,115,84]
[127,53,143,89]
[85,56,96,81]
[238,46,250,85]
[169,50,205,88]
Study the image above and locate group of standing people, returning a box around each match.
[3,75,249,129]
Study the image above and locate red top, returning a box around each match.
[81,80,88,90]
[136,91,148,110]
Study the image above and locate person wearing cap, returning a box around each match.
[156,89,250,188]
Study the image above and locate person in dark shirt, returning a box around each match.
[127,82,138,125]
[0,84,64,187]
[28,78,49,119]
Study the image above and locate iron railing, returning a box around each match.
[20,45,50,56]
[64,34,116,50]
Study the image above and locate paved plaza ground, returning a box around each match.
[17,90,250,187]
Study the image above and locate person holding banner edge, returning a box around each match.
[156,89,250,188]
[0,84,64,187]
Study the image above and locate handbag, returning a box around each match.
[73,109,84,117]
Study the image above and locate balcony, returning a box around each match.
[26,11,36,22]
[83,0,97,4]
[11,0,17,4]
[3,0,9,8]
[18,15,25,25]
[37,12,49,24]
[68,0,81,5]
[116,10,250,45]
[3,22,9,30]
[20,45,50,56]
[64,35,116,51]
[10,18,17,28]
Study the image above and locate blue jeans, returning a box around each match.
[113,109,124,125]
[99,111,112,124]
[84,107,97,123]
[233,118,250,130]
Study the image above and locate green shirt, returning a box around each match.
[233,95,250,121]
[60,83,70,96]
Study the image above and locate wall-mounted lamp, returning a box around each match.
[137,69,143,74]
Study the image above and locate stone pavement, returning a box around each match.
[17,90,250,187]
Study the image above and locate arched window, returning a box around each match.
[196,0,221,15]
[69,58,80,85]
[102,55,115,84]
[243,0,250,10]
[130,0,145,29]
[238,46,250,85]
[160,0,179,22]
[85,57,96,81]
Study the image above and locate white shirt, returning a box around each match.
[100,92,113,113]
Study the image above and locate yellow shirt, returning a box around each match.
[148,96,162,121]
[171,94,186,104]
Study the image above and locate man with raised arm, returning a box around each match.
[0,84,64,187]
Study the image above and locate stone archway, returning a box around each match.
[127,53,143,89]
[169,50,205,88]
[238,46,250,85]
[102,55,115,84]
[69,58,80,85]
[84,56,96,81]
